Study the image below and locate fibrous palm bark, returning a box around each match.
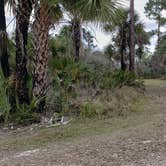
[15,0,34,105]
[32,3,52,113]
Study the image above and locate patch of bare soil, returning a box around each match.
[0,79,166,166]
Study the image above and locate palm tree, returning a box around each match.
[32,1,62,113]
[62,0,122,61]
[104,10,150,70]
[32,0,121,113]
[129,0,135,71]
[15,0,34,105]
[0,0,10,78]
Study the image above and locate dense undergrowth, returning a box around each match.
[0,56,143,126]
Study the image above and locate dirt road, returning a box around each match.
[0,79,166,166]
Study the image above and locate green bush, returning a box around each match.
[50,56,138,90]
[110,70,136,87]
[47,56,139,118]
[100,70,137,89]
[11,110,40,126]
[50,56,86,87]
[0,73,11,123]
[9,98,41,126]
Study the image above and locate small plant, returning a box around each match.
[111,70,136,87]
[100,70,137,89]
[0,73,11,123]
[11,110,40,126]
[10,98,41,126]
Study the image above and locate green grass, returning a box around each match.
[144,79,166,96]
[0,96,156,153]
[144,79,166,87]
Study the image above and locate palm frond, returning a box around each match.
[63,0,124,24]
[5,0,16,14]
[78,0,122,22]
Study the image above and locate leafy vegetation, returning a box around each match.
[0,0,165,126]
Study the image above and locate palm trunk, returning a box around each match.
[72,17,81,62]
[15,0,34,105]
[0,0,10,78]
[32,4,51,113]
[129,0,135,72]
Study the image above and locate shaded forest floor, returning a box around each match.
[0,79,166,166]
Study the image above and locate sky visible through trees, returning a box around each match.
[5,0,166,53]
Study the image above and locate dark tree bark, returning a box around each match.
[0,0,17,112]
[0,0,10,78]
[15,0,34,105]
[120,24,127,71]
[129,0,135,72]
[157,15,161,46]
[72,17,81,62]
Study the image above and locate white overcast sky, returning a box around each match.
[5,0,165,52]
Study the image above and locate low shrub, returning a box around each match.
[100,70,137,89]
[0,73,11,123]
[11,110,40,126]
[50,56,138,89]
[9,98,42,125]
[47,56,141,118]
[78,101,106,119]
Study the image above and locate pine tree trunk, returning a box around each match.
[120,24,127,71]
[157,16,161,46]
[72,17,81,62]
[15,0,34,105]
[0,0,10,78]
[129,0,135,72]
[32,4,51,113]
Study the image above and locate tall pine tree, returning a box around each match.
[129,0,135,71]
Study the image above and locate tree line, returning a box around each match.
[0,0,165,124]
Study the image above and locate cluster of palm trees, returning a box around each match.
[0,0,136,116]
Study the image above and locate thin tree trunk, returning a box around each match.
[157,16,161,46]
[0,0,17,112]
[32,4,51,113]
[120,24,127,71]
[0,0,10,78]
[15,0,34,105]
[129,0,135,72]
[72,17,81,62]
